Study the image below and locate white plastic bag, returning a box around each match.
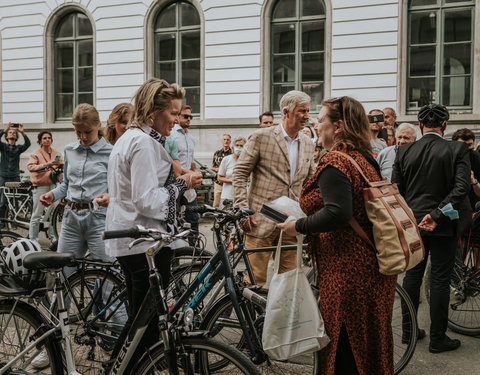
[262,231,329,360]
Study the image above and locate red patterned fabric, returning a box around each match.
[300,150,397,375]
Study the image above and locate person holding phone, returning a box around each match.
[27,131,64,242]
[0,122,31,228]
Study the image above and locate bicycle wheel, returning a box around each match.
[424,247,480,336]
[0,230,22,248]
[53,267,127,375]
[51,203,64,240]
[0,299,63,375]
[132,336,261,374]
[173,246,212,269]
[201,292,321,375]
[445,250,480,336]
[392,284,417,375]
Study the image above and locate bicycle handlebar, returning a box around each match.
[185,204,255,220]
[101,226,148,240]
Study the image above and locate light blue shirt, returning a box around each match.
[165,136,179,161]
[51,137,112,203]
[169,124,195,169]
[376,145,397,181]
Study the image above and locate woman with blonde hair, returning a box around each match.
[105,102,134,145]
[278,96,397,374]
[40,103,112,264]
[105,78,202,371]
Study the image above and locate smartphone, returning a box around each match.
[54,155,61,162]
[11,123,19,128]
[368,113,384,123]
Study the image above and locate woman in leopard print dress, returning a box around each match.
[278,96,397,375]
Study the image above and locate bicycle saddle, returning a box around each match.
[24,252,76,271]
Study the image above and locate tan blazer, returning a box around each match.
[233,125,316,238]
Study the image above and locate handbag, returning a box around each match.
[262,231,329,360]
[331,151,425,275]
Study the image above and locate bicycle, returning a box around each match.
[0,179,64,241]
[424,210,480,336]
[187,204,418,375]
[0,230,258,375]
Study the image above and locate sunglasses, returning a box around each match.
[182,114,193,120]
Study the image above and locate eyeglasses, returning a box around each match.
[182,114,193,120]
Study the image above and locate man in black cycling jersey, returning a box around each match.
[392,104,471,353]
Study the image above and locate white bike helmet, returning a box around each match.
[1,239,45,288]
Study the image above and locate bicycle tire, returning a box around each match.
[424,250,480,336]
[132,336,261,375]
[393,284,418,375]
[51,203,64,241]
[201,292,321,375]
[52,267,127,375]
[0,230,23,248]
[173,246,213,268]
[0,298,63,374]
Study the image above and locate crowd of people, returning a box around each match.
[2,76,477,373]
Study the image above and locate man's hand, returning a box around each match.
[418,214,437,232]
[240,215,257,233]
[18,124,25,134]
[40,192,54,207]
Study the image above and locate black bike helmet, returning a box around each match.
[417,104,450,127]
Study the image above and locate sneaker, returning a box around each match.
[31,348,49,369]
[402,328,426,344]
[429,335,461,353]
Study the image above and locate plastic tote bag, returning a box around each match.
[262,231,329,360]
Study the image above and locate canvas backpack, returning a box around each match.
[333,152,425,275]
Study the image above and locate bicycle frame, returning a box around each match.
[1,186,58,232]
[0,273,80,375]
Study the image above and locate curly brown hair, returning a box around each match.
[322,96,373,154]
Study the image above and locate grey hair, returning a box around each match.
[397,123,417,140]
[279,90,311,115]
[384,107,397,117]
[233,136,246,145]
[222,133,231,139]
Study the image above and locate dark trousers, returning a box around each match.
[181,196,199,246]
[111,249,172,371]
[402,235,457,341]
[334,324,359,374]
[0,175,19,228]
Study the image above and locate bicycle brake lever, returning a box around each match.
[128,237,154,249]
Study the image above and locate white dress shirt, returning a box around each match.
[281,124,300,183]
[105,126,186,257]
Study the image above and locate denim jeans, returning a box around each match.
[57,206,127,328]
[29,185,55,241]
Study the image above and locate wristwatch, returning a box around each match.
[472,179,478,186]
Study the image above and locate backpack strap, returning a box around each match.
[329,151,378,250]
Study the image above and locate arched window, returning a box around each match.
[407,0,474,110]
[270,0,325,111]
[154,1,201,115]
[54,12,93,120]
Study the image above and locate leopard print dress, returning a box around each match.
[300,150,397,375]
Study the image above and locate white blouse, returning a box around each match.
[105,125,186,258]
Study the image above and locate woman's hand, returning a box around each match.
[277,219,300,236]
[40,192,54,207]
[95,193,110,207]
[178,171,202,189]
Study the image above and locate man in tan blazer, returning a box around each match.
[233,90,316,286]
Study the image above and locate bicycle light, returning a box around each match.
[184,308,194,327]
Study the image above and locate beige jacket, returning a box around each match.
[233,124,315,238]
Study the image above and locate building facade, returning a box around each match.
[0,0,479,165]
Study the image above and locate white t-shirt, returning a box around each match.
[218,154,237,201]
